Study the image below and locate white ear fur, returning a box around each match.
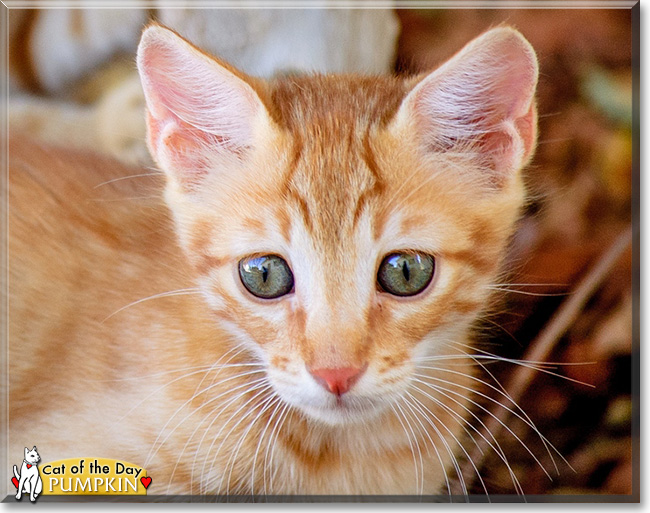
[136,25,270,188]
[396,27,538,185]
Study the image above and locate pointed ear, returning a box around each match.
[24,447,29,456]
[393,27,538,187]
[136,25,272,190]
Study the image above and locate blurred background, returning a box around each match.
[7,4,637,499]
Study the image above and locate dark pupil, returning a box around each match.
[239,255,294,299]
[377,252,435,297]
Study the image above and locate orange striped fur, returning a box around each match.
[9,26,538,495]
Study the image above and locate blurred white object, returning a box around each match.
[26,9,147,93]
[157,8,400,76]
[13,7,400,94]
[9,7,400,165]
[9,76,150,166]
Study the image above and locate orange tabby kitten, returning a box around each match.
[8,25,538,496]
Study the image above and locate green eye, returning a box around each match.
[239,255,294,299]
[377,252,435,297]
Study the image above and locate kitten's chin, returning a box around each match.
[296,397,389,427]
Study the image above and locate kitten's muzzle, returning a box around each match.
[308,364,367,396]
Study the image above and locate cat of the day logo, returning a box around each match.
[12,447,43,502]
[11,448,152,500]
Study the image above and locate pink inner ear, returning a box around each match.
[137,26,264,185]
[152,115,216,189]
[475,97,537,186]
[407,28,539,182]
[516,102,538,161]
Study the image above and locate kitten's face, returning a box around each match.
[24,447,41,465]
[137,26,537,426]
[178,108,523,426]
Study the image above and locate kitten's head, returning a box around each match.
[24,446,40,465]
[137,25,538,426]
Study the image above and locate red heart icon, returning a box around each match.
[11,477,19,488]
[140,476,152,489]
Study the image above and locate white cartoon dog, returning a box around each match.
[14,446,43,502]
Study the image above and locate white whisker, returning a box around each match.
[414,372,554,482]
[169,369,267,491]
[145,369,266,470]
[399,399,427,495]
[93,172,163,189]
[84,364,214,383]
[469,355,574,476]
[215,386,276,495]
[263,402,292,495]
[101,288,201,323]
[198,380,273,492]
[250,397,286,495]
[391,402,423,495]
[409,379,523,496]
[403,392,473,498]
[486,286,569,297]
[181,378,271,494]
[116,367,215,424]
[223,394,282,495]
[197,381,273,494]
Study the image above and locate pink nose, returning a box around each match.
[309,366,366,396]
